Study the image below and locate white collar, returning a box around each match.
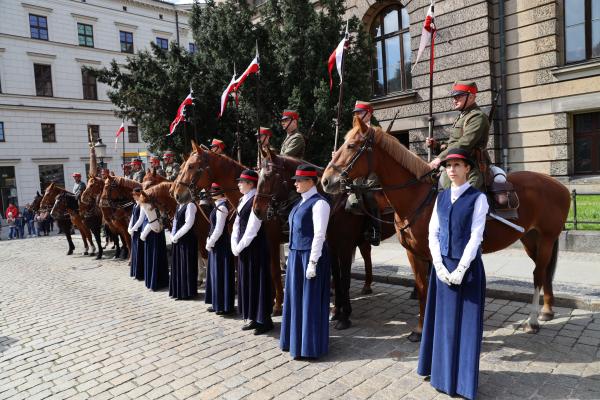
[300,186,318,201]
[215,198,227,205]
[450,181,471,200]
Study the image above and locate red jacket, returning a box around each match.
[5,205,19,219]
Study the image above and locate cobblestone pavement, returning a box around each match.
[1,236,600,400]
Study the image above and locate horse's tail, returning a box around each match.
[547,238,559,283]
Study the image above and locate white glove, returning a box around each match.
[127,228,134,236]
[205,242,213,252]
[171,234,179,244]
[434,262,451,286]
[306,261,317,279]
[448,264,468,285]
[231,244,240,257]
[140,232,148,241]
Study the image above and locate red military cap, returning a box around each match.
[72,172,81,178]
[281,109,299,121]
[162,150,175,159]
[259,127,272,137]
[353,100,374,114]
[131,158,142,165]
[450,80,478,96]
[210,138,225,150]
[150,156,160,162]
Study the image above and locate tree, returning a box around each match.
[93,0,372,167]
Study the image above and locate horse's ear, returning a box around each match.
[260,145,270,161]
[192,140,201,154]
[37,191,41,196]
[182,153,189,162]
[355,115,369,135]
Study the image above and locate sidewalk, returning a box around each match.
[351,237,600,311]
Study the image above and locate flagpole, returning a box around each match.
[233,63,242,163]
[255,42,261,168]
[427,3,435,162]
[122,118,125,167]
[333,22,349,152]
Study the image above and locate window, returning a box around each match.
[34,64,53,97]
[0,166,17,214]
[78,23,94,47]
[41,123,56,142]
[120,31,134,53]
[574,112,600,174]
[188,43,197,54]
[29,14,48,40]
[88,125,100,142]
[156,37,168,50]
[565,0,600,63]
[371,6,412,97]
[39,164,65,192]
[128,126,139,143]
[0,122,4,142]
[81,69,97,100]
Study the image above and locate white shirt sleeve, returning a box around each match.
[309,199,330,263]
[236,212,262,251]
[428,198,444,267]
[171,206,178,237]
[141,223,153,240]
[207,203,228,248]
[231,214,240,248]
[172,202,197,241]
[131,206,145,232]
[458,193,489,268]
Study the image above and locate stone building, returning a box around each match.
[0,0,193,212]
[341,0,600,191]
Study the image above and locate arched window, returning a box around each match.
[371,6,411,97]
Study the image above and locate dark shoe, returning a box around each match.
[220,310,236,316]
[334,319,352,330]
[215,310,224,315]
[207,307,215,313]
[242,321,259,331]
[254,321,274,335]
[67,249,74,255]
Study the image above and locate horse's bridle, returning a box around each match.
[177,150,212,196]
[255,159,294,220]
[101,179,134,209]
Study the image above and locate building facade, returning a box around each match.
[342,0,600,191]
[0,0,193,211]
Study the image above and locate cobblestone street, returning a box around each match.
[1,236,599,400]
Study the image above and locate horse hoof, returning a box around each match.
[538,311,555,321]
[272,308,282,317]
[524,322,540,334]
[334,319,352,330]
[407,331,422,342]
[67,249,74,255]
[84,251,89,256]
[96,253,102,260]
[361,287,373,295]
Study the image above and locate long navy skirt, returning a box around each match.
[205,238,235,312]
[169,233,198,299]
[280,246,331,358]
[237,237,272,324]
[130,230,144,280]
[144,225,169,291]
[417,255,486,400]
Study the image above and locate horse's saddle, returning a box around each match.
[345,190,394,217]
[483,165,520,220]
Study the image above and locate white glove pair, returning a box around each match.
[434,262,468,286]
[306,261,317,279]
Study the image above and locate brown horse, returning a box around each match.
[142,168,169,190]
[171,142,285,316]
[253,146,398,329]
[137,181,211,260]
[322,117,571,340]
[40,183,94,255]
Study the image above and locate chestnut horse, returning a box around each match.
[322,117,571,340]
[171,142,285,315]
[41,183,95,256]
[253,146,398,329]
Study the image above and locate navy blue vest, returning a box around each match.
[209,201,228,236]
[288,192,327,251]
[237,195,254,238]
[437,186,482,259]
[131,204,141,232]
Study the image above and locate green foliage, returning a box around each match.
[93,0,372,167]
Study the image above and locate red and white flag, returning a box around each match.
[412,1,436,74]
[114,121,125,149]
[233,49,259,91]
[168,92,193,136]
[218,74,237,118]
[328,22,349,90]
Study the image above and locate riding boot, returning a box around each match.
[364,193,381,246]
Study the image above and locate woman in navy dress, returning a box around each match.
[139,202,169,291]
[280,165,331,360]
[231,169,273,335]
[169,195,198,300]
[417,148,489,400]
[128,191,145,280]
[205,183,235,315]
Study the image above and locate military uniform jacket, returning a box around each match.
[438,104,489,160]
[73,181,86,198]
[154,167,166,177]
[132,169,145,183]
[165,163,180,181]
[280,131,306,159]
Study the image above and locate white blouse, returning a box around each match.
[171,202,197,242]
[206,198,228,248]
[231,189,262,254]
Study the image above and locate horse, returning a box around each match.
[100,176,142,260]
[171,142,285,316]
[40,183,94,255]
[80,176,124,259]
[51,190,103,260]
[142,168,169,190]
[322,116,571,340]
[253,146,398,329]
[30,191,52,236]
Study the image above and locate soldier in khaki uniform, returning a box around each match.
[150,156,166,177]
[72,173,86,199]
[131,158,145,183]
[279,110,306,159]
[427,81,489,190]
[163,150,180,182]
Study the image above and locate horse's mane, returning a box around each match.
[144,182,173,198]
[275,154,324,174]
[213,151,247,170]
[111,176,141,190]
[346,125,431,178]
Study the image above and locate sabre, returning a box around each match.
[488,212,525,233]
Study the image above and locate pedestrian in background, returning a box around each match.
[23,204,36,237]
[7,212,17,240]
